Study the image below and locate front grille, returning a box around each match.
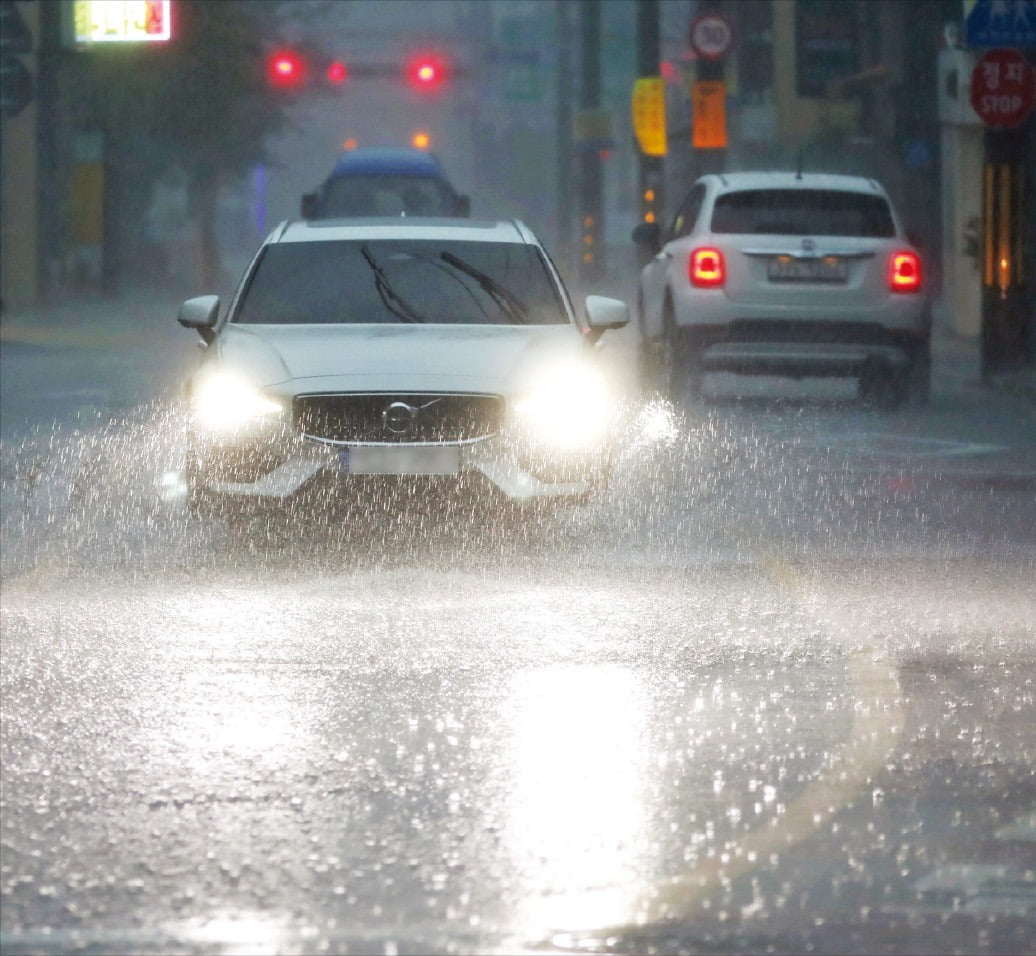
[294,393,504,444]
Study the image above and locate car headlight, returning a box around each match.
[191,373,284,435]
[512,361,615,451]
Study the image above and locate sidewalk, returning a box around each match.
[0,285,192,351]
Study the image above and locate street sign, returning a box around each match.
[970,48,1036,128]
[691,80,727,149]
[965,0,1036,49]
[689,12,735,61]
[631,77,667,156]
[73,0,171,44]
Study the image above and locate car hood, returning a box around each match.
[211,323,587,396]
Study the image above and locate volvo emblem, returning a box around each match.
[801,238,815,253]
[382,401,419,437]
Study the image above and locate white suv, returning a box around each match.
[176,217,630,516]
[632,172,931,407]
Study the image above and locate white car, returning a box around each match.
[632,171,931,407]
[176,217,630,515]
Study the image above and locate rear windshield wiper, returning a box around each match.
[360,245,428,323]
[439,251,530,324]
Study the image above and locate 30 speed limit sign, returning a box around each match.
[689,12,735,61]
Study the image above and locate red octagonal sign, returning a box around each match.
[971,48,1035,129]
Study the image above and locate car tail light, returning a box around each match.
[690,247,725,288]
[889,251,921,292]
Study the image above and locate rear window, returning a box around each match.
[234,239,569,326]
[321,175,455,217]
[710,189,895,237]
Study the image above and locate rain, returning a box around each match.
[2,2,1035,955]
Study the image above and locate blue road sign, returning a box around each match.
[966,0,1036,49]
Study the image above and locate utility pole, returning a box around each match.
[37,0,61,300]
[556,0,574,274]
[578,0,603,286]
[690,0,730,177]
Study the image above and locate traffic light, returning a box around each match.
[326,60,348,85]
[0,0,34,119]
[266,49,307,89]
[405,53,448,92]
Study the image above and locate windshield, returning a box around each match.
[711,189,896,236]
[320,175,455,217]
[233,239,568,325]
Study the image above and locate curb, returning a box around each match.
[0,291,187,351]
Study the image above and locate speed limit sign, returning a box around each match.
[689,12,735,61]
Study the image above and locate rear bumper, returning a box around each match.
[685,321,928,378]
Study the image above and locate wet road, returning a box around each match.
[1,316,1035,954]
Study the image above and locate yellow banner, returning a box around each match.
[631,77,667,156]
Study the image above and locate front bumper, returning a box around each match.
[189,432,605,506]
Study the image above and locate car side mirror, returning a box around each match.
[632,221,661,252]
[584,295,629,343]
[301,192,318,219]
[455,194,471,217]
[177,295,220,344]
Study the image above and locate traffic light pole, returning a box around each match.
[636,0,663,230]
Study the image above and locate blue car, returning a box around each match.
[301,147,470,219]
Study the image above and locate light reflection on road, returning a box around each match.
[502,664,650,930]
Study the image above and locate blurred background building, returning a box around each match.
[2,0,1032,362]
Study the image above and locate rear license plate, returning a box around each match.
[768,255,847,283]
[338,446,460,475]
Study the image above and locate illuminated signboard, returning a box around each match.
[74,0,171,44]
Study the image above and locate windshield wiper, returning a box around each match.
[439,251,530,324]
[360,245,428,323]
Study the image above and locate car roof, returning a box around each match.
[329,148,445,178]
[269,218,541,245]
[701,171,889,197]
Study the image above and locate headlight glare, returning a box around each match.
[192,374,283,434]
[514,362,614,450]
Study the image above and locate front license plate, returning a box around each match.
[338,446,460,475]
[768,255,847,283]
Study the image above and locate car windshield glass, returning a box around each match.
[711,189,895,237]
[233,239,568,325]
[321,175,453,216]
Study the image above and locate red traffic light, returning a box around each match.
[267,49,306,89]
[326,60,348,84]
[406,54,447,91]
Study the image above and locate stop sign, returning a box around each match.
[970,48,1036,129]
